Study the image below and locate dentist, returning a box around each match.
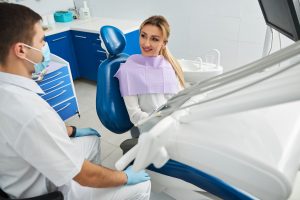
[0,3,150,200]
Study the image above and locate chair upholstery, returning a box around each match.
[96,26,133,134]
[0,189,63,200]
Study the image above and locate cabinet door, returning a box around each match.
[72,31,107,81]
[37,66,79,121]
[90,33,107,80]
[123,30,141,55]
[45,31,79,80]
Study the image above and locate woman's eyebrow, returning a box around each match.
[151,35,161,39]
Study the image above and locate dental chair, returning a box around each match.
[0,188,63,200]
[96,25,255,200]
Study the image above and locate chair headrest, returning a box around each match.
[100,25,126,56]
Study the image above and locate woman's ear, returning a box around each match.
[162,40,168,49]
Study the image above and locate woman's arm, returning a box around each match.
[123,95,149,125]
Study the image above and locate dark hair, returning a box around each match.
[0,3,41,65]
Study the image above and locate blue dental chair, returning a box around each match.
[95,25,254,200]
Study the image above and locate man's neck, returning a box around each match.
[0,61,32,78]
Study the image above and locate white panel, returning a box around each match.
[237,41,263,67]
[240,0,264,20]
[13,0,74,15]
[189,0,241,18]
[72,0,275,71]
[239,18,266,44]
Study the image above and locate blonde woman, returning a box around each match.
[115,15,184,130]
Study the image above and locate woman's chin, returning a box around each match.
[141,51,158,57]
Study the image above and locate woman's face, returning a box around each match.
[139,24,166,57]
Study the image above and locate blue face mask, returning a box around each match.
[23,42,51,73]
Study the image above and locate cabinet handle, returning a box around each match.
[43,72,63,82]
[56,103,71,113]
[43,81,64,92]
[45,90,67,101]
[97,50,106,53]
[74,35,87,39]
[52,36,67,42]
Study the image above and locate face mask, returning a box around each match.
[23,42,51,73]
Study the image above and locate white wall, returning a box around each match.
[13,0,295,71]
[80,0,296,71]
[11,0,74,15]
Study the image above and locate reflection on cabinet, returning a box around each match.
[72,31,107,81]
[45,31,79,80]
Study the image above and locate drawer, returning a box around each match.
[40,84,74,106]
[39,75,71,93]
[53,97,78,121]
[39,66,69,85]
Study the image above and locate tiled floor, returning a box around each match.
[66,79,300,200]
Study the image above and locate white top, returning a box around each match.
[0,72,84,198]
[124,94,173,125]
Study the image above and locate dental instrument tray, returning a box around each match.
[54,11,73,22]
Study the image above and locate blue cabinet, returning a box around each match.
[72,29,140,81]
[71,31,107,81]
[123,30,141,55]
[45,31,79,80]
[46,29,139,82]
[37,65,79,121]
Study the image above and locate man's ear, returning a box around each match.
[14,43,26,59]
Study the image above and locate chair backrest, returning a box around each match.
[96,26,133,134]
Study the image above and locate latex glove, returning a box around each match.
[75,128,101,137]
[124,165,150,185]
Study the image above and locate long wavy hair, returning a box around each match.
[140,15,185,87]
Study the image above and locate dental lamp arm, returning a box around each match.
[139,40,300,133]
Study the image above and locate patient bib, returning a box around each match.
[114,54,179,96]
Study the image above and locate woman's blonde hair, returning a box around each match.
[140,15,185,87]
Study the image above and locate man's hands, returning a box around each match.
[68,126,101,138]
[124,165,150,185]
[75,128,101,137]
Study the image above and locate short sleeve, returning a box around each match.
[11,110,84,187]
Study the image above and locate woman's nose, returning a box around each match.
[144,39,150,46]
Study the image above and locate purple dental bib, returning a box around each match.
[114,54,179,97]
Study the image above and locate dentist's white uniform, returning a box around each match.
[0,72,150,200]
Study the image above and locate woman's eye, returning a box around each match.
[152,38,159,42]
[140,34,146,38]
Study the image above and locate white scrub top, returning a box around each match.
[0,72,84,198]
